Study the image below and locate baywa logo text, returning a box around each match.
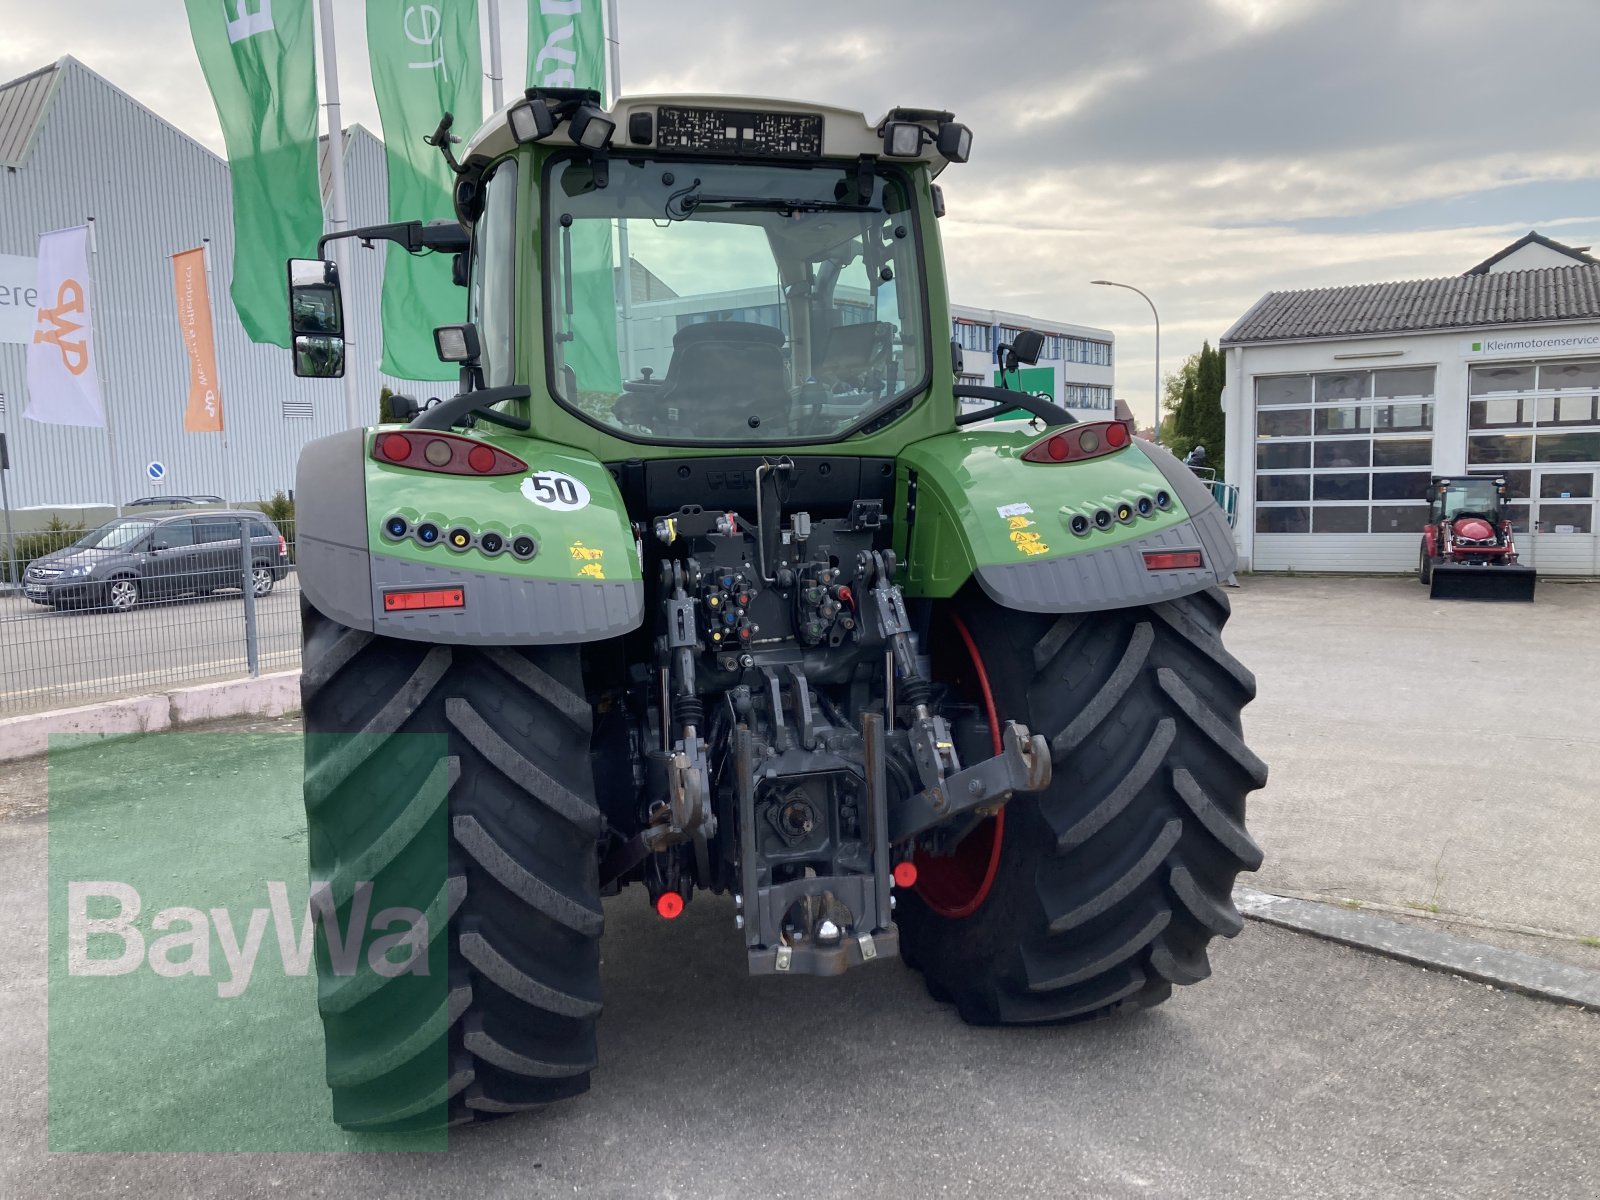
[67,880,428,999]
[1473,333,1600,353]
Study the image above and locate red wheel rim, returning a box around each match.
[914,610,1006,919]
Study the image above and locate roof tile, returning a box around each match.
[1221,264,1600,345]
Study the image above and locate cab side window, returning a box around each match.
[469,160,519,389]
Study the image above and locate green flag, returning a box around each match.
[184,0,323,349]
[529,0,620,393]
[367,2,482,380]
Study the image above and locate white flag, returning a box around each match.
[26,226,106,428]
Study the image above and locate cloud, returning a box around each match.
[5,0,1598,395]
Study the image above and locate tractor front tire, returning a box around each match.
[899,587,1267,1025]
[300,602,604,1128]
[1418,545,1433,586]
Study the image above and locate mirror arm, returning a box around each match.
[316,220,468,259]
[410,385,532,432]
[952,383,1075,427]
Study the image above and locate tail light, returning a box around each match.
[277,535,288,558]
[371,431,527,476]
[1020,420,1131,464]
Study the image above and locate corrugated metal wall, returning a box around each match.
[0,59,446,512]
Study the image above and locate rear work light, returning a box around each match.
[383,587,465,612]
[1020,420,1131,464]
[372,431,527,476]
[1142,550,1204,571]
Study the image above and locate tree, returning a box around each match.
[1160,352,1201,453]
[1190,341,1227,477]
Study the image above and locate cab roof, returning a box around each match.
[461,92,966,173]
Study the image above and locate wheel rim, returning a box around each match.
[251,567,271,595]
[914,609,1007,919]
[109,580,137,610]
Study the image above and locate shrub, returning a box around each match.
[3,515,90,582]
[258,490,296,562]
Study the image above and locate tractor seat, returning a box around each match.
[658,321,791,434]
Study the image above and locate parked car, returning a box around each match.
[21,510,290,612]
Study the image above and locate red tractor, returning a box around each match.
[1419,475,1536,601]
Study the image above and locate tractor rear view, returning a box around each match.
[282,88,1269,1129]
[1419,475,1536,601]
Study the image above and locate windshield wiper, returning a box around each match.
[696,194,882,214]
[667,184,881,220]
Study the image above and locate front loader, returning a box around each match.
[1419,475,1537,601]
[285,89,1268,1128]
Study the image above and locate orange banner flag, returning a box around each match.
[172,247,224,433]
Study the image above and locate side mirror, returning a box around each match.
[287,258,346,378]
[294,334,346,379]
[149,540,170,552]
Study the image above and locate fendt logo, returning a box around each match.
[33,277,90,376]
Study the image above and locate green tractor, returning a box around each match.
[286,90,1267,1129]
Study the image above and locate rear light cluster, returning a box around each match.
[372,431,527,476]
[1021,420,1131,464]
[1064,489,1173,537]
[382,513,537,560]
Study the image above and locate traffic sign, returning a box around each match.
[147,461,166,485]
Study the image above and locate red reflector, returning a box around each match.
[655,892,684,919]
[1142,550,1204,571]
[379,433,411,462]
[892,861,919,888]
[383,587,466,612]
[467,445,496,473]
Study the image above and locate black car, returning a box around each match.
[22,510,291,613]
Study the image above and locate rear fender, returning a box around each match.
[898,431,1237,613]
[295,428,643,643]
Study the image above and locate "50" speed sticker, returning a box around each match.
[520,472,591,512]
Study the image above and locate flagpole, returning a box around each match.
[317,0,365,432]
[605,0,634,380]
[485,0,505,110]
[87,217,124,513]
[202,237,233,504]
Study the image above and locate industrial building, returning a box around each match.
[1221,232,1600,576]
[0,56,435,515]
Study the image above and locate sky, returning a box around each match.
[5,0,1598,416]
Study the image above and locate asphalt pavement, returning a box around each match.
[0,798,1595,1199]
[0,586,301,716]
[1229,575,1600,966]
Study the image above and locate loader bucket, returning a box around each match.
[1428,562,1537,602]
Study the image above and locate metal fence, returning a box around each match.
[1,511,301,718]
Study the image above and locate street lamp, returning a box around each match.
[1091,279,1160,444]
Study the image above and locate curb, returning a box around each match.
[1236,886,1600,1013]
[0,671,302,762]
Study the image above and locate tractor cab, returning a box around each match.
[1430,476,1508,530]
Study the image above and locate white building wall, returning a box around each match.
[950,302,1115,420]
[1227,321,1600,576]
[1485,243,1592,273]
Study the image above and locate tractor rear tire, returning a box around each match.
[300,602,604,1128]
[1418,546,1433,586]
[898,587,1267,1025]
